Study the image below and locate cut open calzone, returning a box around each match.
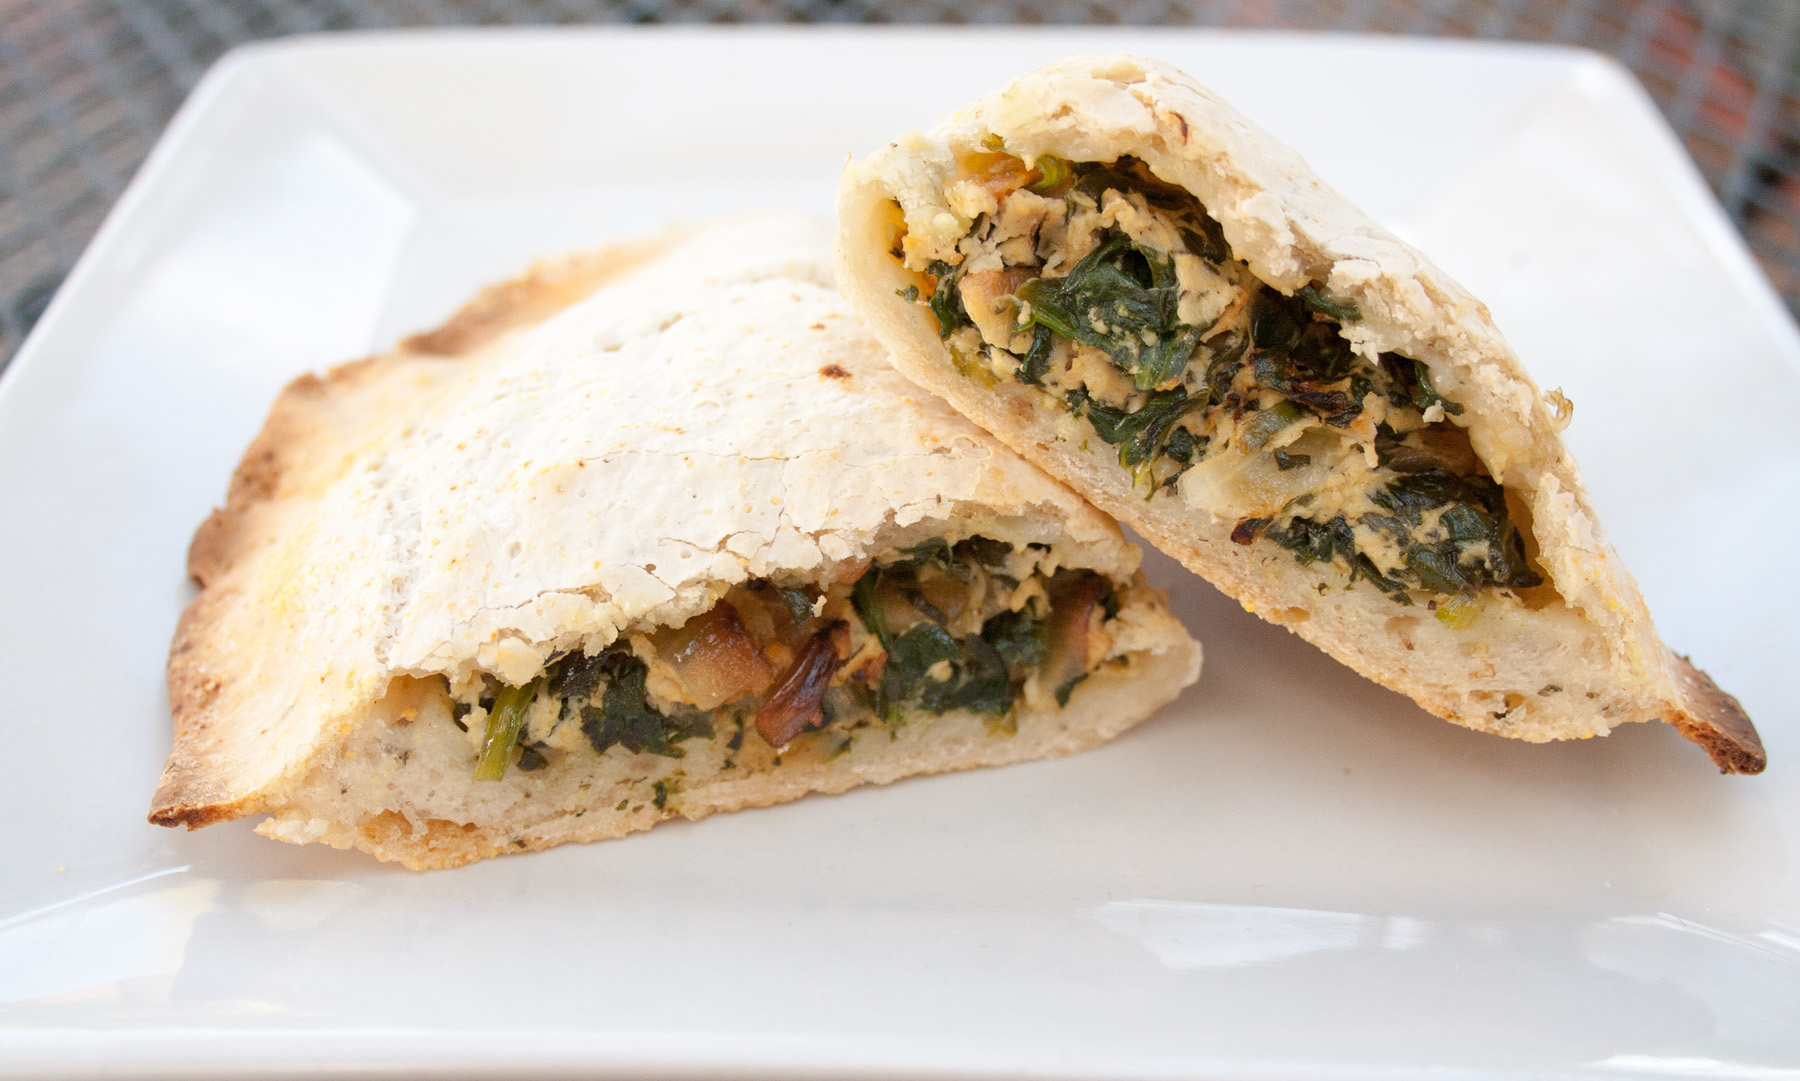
[837,55,1763,773]
[149,216,1202,868]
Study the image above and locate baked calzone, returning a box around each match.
[149,216,1203,867]
[836,56,1761,773]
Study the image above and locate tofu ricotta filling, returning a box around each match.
[450,537,1129,781]
[896,152,1544,617]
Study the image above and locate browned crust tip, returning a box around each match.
[1668,653,1766,775]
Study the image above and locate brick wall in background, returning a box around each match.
[2,0,1797,368]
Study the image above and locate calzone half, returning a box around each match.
[836,56,1763,773]
[149,216,1202,868]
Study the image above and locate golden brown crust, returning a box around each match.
[187,360,370,584]
[152,587,244,827]
[1667,654,1766,774]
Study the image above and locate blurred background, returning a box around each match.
[1,0,1797,371]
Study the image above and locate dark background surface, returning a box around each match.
[2,0,1797,370]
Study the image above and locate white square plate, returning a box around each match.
[2,28,1797,1080]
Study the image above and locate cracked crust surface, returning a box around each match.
[150,214,1201,860]
[836,55,1762,773]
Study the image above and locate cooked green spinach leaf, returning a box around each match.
[1017,324,1054,385]
[852,571,895,653]
[516,742,550,772]
[1297,283,1361,322]
[897,537,970,579]
[961,536,1016,568]
[878,623,964,719]
[1114,388,1208,467]
[982,608,1046,670]
[778,586,816,625]
[1267,470,1541,600]
[927,259,972,339]
[1381,355,1465,417]
[1017,234,1204,390]
[580,652,713,759]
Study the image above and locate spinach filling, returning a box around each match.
[1016,235,1206,391]
[919,155,1543,607]
[468,648,716,783]
[553,650,716,759]
[1247,471,1539,605]
[927,259,972,338]
[460,535,1121,780]
[850,537,1088,722]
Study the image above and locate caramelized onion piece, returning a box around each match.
[1042,574,1111,705]
[1382,424,1482,476]
[957,149,1037,198]
[913,568,974,626]
[755,622,850,748]
[665,604,774,711]
[730,584,819,653]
